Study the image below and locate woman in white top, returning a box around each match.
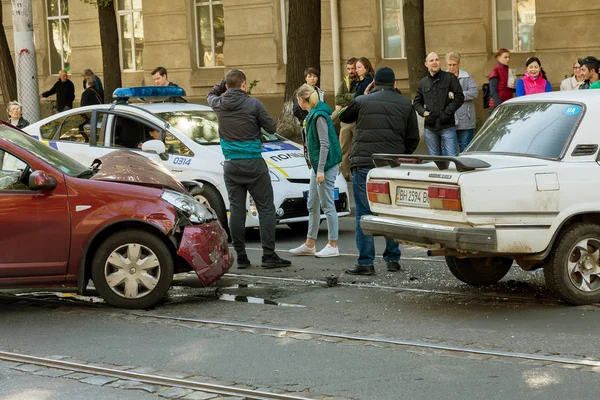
[560,60,585,91]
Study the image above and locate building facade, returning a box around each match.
[1,0,599,119]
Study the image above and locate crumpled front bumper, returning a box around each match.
[176,220,233,286]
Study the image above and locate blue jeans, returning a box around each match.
[352,168,401,266]
[307,165,339,241]
[425,127,459,156]
[456,129,474,153]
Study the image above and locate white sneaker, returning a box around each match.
[315,244,340,258]
[289,243,316,255]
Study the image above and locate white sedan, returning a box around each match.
[361,90,600,305]
[25,88,350,231]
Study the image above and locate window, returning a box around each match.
[117,0,144,71]
[466,103,582,159]
[281,0,289,63]
[46,0,70,74]
[381,0,405,59]
[156,110,220,145]
[111,116,158,149]
[494,0,536,52]
[57,112,105,144]
[0,150,29,191]
[165,133,193,156]
[40,116,65,140]
[194,0,225,67]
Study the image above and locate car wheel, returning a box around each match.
[190,184,228,232]
[445,256,513,286]
[544,223,600,305]
[91,230,174,309]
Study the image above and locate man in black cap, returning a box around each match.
[578,56,600,90]
[339,67,420,276]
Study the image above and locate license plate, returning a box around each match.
[396,187,429,207]
[304,188,340,201]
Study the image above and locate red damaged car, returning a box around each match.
[0,125,233,308]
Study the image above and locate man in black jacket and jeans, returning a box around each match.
[414,52,464,156]
[207,69,291,270]
[339,67,420,275]
[40,70,75,112]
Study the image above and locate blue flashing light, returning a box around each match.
[112,86,187,103]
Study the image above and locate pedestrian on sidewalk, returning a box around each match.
[289,84,343,258]
[207,69,291,270]
[487,48,515,109]
[4,101,30,129]
[414,52,464,157]
[515,57,552,97]
[445,52,478,152]
[578,56,600,89]
[334,57,359,181]
[560,60,585,91]
[339,67,420,275]
[80,77,103,107]
[82,69,104,102]
[354,57,375,98]
[40,70,75,112]
[293,67,325,124]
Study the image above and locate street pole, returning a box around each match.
[11,0,40,122]
[330,0,341,106]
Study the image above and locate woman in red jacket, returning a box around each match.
[488,48,516,109]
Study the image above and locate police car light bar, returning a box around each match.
[112,86,186,103]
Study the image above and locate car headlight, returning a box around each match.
[269,170,280,182]
[161,189,215,223]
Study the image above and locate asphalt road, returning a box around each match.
[1,216,600,399]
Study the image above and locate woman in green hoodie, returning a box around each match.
[289,84,343,258]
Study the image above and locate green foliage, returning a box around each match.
[247,80,259,97]
[82,0,114,8]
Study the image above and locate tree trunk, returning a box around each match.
[283,0,321,103]
[0,4,17,108]
[403,0,426,99]
[97,1,121,102]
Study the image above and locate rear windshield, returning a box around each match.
[465,102,583,159]
[155,110,279,145]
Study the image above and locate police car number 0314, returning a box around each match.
[396,187,429,207]
[172,157,191,166]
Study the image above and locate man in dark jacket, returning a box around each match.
[80,77,103,107]
[413,52,464,156]
[40,70,75,112]
[207,69,291,270]
[339,67,420,276]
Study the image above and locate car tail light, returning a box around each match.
[428,185,462,211]
[367,181,391,204]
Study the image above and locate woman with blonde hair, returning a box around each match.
[289,84,343,258]
[4,101,30,129]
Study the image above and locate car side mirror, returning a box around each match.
[141,140,166,154]
[28,170,57,191]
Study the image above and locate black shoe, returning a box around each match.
[345,265,375,275]
[261,253,292,269]
[386,261,402,272]
[237,254,251,269]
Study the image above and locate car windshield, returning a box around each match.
[465,102,583,159]
[0,127,88,177]
[155,110,280,145]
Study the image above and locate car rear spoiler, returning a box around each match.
[372,154,491,172]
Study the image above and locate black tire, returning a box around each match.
[91,230,174,309]
[190,184,228,231]
[544,223,600,305]
[445,256,513,286]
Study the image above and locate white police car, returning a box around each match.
[25,86,350,231]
